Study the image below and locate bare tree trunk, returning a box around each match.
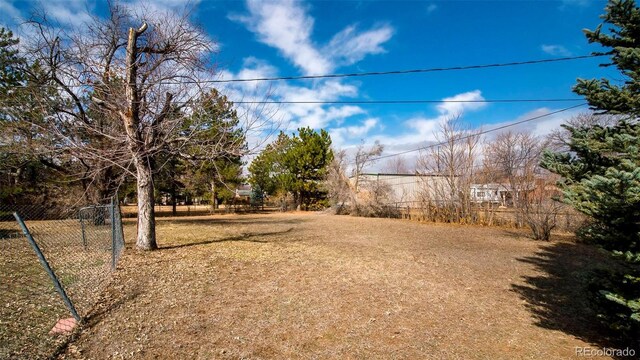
[294,192,300,211]
[122,24,157,251]
[135,156,157,250]
[210,181,217,211]
[171,177,177,216]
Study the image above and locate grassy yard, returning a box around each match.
[60,213,618,359]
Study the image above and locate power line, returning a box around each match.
[232,98,583,105]
[213,54,606,83]
[356,162,545,187]
[6,54,606,89]
[353,103,587,164]
[0,97,585,106]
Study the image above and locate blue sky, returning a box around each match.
[0,0,617,164]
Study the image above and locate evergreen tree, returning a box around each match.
[248,132,296,208]
[0,28,76,206]
[283,127,333,210]
[0,27,24,91]
[249,128,333,210]
[180,89,246,209]
[541,0,640,341]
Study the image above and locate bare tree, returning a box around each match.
[417,116,480,223]
[356,179,398,218]
[351,140,384,193]
[546,112,619,151]
[382,155,412,174]
[325,149,351,214]
[22,6,253,250]
[483,131,546,227]
[521,172,565,240]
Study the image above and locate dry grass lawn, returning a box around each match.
[59,212,618,359]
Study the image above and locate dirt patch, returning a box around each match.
[59,213,618,359]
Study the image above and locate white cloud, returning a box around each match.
[560,0,591,7]
[222,0,395,155]
[541,44,572,57]
[483,107,581,140]
[330,117,378,148]
[386,90,487,145]
[345,102,580,174]
[230,0,394,75]
[324,24,394,66]
[231,57,280,84]
[326,106,366,125]
[436,90,486,116]
[38,0,95,27]
[348,118,378,136]
[229,0,331,75]
[2,0,203,36]
[331,90,487,162]
[348,90,487,151]
[0,0,21,25]
[276,80,362,129]
[123,0,202,15]
[217,57,367,152]
[426,3,437,14]
[285,102,362,130]
[0,0,95,28]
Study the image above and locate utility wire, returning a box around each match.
[212,54,606,83]
[232,98,583,105]
[6,54,606,89]
[356,162,544,186]
[353,103,587,164]
[0,98,585,106]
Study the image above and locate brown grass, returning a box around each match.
[58,213,619,359]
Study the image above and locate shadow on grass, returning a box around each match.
[0,229,22,239]
[123,208,285,219]
[84,288,141,325]
[153,216,307,227]
[511,241,626,352]
[159,227,296,250]
[53,286,143,358]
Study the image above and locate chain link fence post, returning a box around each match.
[1,199,126,359]
[12,212,81,323]
[111,197,117,270]
[80,211,87,250]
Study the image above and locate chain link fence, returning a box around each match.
[0,199,124,359]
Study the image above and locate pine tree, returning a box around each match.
[181,89,246,209]
[249,128,333,210]
[283,127,333,210]
[541,0,640,342]
[0,28,73,206]
[248,131,293,198]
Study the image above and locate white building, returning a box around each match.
[469,183,512,206]
[354,173,454,206]
[235,184,252,199]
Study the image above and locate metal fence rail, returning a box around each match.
[0,199,124,360]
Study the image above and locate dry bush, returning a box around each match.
[523,200,564,240]
[325,150,352,215]
[351,180,399,218]
[416,116,480,224]
[521,175,565,240]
